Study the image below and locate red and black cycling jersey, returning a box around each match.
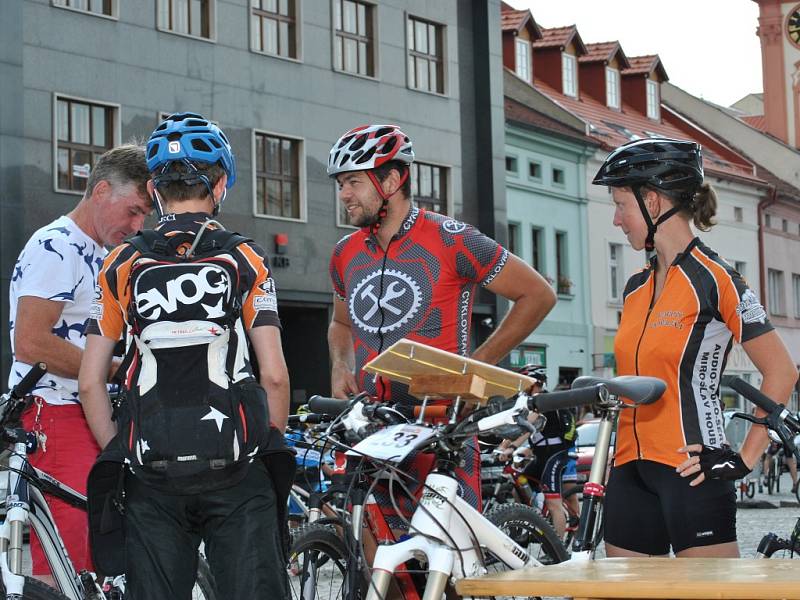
[329,206,508,404]
[614,237,773,468]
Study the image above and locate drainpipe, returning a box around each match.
[758,184,778,310]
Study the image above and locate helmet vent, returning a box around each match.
[186,119,207,128]
[191,139,212,152]
[349,135,367,151]
[338,135,354,149]
[382,137,397,154]
[208,138,222,149]
[147,145,159,159]
[375,127,393,138]
[167,133,182,141]
[340,153,351,166]
[355,146,376,164]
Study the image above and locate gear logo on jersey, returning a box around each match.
[134,264,232,320]
[736,288,766,325]
[89,283,104,320]
[442,219,467,235]
[349,269,421,334]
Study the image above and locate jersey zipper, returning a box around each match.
[632,268,659,460]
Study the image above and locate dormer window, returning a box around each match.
[606,67,620,109]
[562,53,577,97]
[515,38,531,81]
[646,79,660,119]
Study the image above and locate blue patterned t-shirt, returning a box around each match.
[8,215,106,405]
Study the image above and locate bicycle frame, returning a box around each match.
[366,471,532,600]
[0,435,90,599]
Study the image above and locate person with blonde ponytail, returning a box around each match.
[592,138,798,558]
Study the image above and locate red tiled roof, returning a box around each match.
[500,2,540,37]
[533,26,583,52]
[504,97,597,146]
[741,114,767,132]
[579,42,628,68]
[532,80,760,183]
[622,55,668,81]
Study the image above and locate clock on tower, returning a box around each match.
[788,3,800,48]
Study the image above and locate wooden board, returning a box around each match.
[363,339,535,404]
[455,557,800,599]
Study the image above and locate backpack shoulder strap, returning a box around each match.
[195,229,252,255]
[127,230,170,255]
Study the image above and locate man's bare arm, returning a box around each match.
[328,295,359,398]
[78,334,118,449]
[14,296,84,379]
[472,254,556,365]
[249,325,290,432]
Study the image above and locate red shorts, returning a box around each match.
[22,401,100,575]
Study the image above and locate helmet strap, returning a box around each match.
[152,188,166,220]
[633,184,682,260]
[365,167,410,235]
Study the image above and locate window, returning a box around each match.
[556,231,570,294]
[251,0,298,59]
[254,132,303,220]
[765,214,772,228]
[505,156,518,174]
[783,219,789,233]
[52,0,115,17]
[609,243,623,302]
[562,53,577,97]
[531,227,543,272]
[768,269,785,316]
[734,206,743,222]
[794,274,800,318]
[552,167,565,185]
[528,161,541,180]
[411,162,448,214]
[605,67,620,109]
[55,96,116,193]
[508,223,519,256]
[646,79,660,119]
[158,0,214,39]
[734,260,746,279]
[408,16,444,93]
[334,0,374,77]
[515,38,530,82]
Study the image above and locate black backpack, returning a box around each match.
[117,227,270,494]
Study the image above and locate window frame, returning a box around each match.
[793,273,800,319]
[608,242,623,303]
[555,230,570,295]
[410,159,451,216]
[332,0,378,80]
[406,13,447,96]
[250,0,302,62]
[734,260,746,280]
[515,37,531,82]
[52,93,120,196]
[768,268,786,316]
[508,222,520,257]
[505,154,519,175]
[156,0,217,43]
[551,166,565,186]
[51,0,118,20]
[734,206,743,222]
[605,67,620,109]
[531,226,544,273]
[562,52,577,97]
[528,160,542,181]
[251,128,307,223]
[646,79,660,120]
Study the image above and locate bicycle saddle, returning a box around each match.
[571,375,665,406]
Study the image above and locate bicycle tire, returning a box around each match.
[747,480,756,499]
[288,522,368,600]
[194,554,217,600]
[757,533,800,558]
[485,502,570,565]
[0,577,71,600]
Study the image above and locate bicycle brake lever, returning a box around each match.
[515,411,537,434]
[732,412,768,426]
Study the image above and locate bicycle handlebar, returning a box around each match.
[11,362,47,400]
[308,395,351,417]
[722,376,785,416]
[531,385,604,412]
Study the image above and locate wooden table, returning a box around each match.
[455,558,800,599]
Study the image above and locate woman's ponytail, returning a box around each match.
[691,182,717,231]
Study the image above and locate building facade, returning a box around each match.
[0,0,507,404]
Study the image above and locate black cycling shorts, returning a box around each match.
[604,459,736,555]
[524,443,570,498]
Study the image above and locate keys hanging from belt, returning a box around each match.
[32,397,47,453]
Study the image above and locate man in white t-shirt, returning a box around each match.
[8,144,151,581]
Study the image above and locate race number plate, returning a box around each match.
[347,424,435,462]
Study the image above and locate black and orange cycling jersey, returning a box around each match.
[614,237,773,468]
[329,206,508,404]
[86,212,281,344]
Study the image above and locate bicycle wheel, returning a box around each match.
[194,554,217,600]
[485,502,569,566]
[757,532,800,558]
[287,522,368,600]
[0,577,70,600]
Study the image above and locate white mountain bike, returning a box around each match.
[0,363,216,600]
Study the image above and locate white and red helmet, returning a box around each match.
[327,124,414,177]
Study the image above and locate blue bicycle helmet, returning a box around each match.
[146,112,236,188]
